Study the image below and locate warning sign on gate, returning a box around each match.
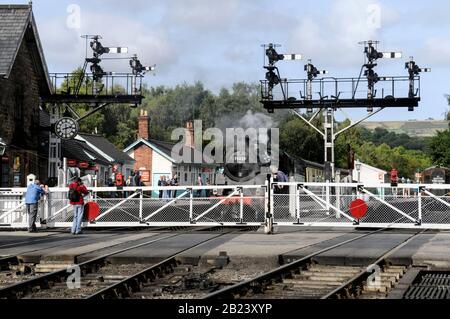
[84,202,100,222]
[349,199,368,220]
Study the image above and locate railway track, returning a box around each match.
[85,227,260,300]
[84,229,387,299]
[0,226,254,299]
[0,233,128,289]
[0,227,170,290]
[202,229,427,300]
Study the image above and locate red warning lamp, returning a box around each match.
[391,169,399,187]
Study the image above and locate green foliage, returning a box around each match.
[334,121,432,178]
[279,115,324,164]
[360,127,430,151]
[335,119,363,169]
[429,124,450,167]
[355,143,432,178]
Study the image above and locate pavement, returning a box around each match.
[0,227,450,269]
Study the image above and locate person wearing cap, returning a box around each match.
[271,166,289,194]
[25,179,48,233]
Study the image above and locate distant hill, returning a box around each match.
[360,120,449,137]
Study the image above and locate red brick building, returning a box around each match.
[124,111,216,188]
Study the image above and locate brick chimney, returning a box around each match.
[134,109,152,185]
[138,109,150,140]
[185,122,194,148]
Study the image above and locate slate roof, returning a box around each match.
[0,4,51,93]
[61,139,111,166]
[78,133,135,165]
[147,138,175,158]
[282,151,324,170]
[124,138,215,166]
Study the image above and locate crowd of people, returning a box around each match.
[158,174,179,199]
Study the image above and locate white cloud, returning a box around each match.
[166,0,240,32]
[288,0,399,66]
[38,11,178,75]
[422,37,450,67]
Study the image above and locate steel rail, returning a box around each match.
[323,214,450,299]
[322,229,428,299]
[0,227,222,299]
[86,226,257,299]
[203,228,389,299]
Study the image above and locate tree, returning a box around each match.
[429,124,450,167]
[333,119,432,178]
[358,127,429,151]
[279,115,324,164]
[353,142,432,179]
[334,120,363,169]
[56,68,105,134]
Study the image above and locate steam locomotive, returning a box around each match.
[217,151,327,186]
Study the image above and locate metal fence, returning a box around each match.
[0,185,268,229]
[272,183,450,230]
[1,182,449,230]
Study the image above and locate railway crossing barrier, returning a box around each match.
[0,182,449,231]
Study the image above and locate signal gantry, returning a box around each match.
[260,41,430,182]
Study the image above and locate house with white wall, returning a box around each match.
[123,111,217,190]
[353,161,387,184]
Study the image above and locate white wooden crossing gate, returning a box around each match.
[271,182,450,230]
[0,183,449,231]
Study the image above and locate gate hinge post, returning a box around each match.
[188,188,195,224]
[139,189,144,221]
[417,186,425,226]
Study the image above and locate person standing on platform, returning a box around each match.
[25,179,47,233]
[158,176,164,199]
[163,176,171,201]
[134,171,142,187]
[271,166,289,194]
[69,178,89,235]
[196,174,203,198]
[205,178,212,198]
[171,174,179,198]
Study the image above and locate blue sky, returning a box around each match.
[5,0,450,121]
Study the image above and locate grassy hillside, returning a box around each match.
[361,120,449,137]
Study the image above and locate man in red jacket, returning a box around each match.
[69,178,89,235]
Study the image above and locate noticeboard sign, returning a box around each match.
[140,170,151,183]
[432,177,445,184]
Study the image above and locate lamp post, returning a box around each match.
[355,159,362,183]
[0,138,6,156]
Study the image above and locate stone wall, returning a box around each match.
[0,28,43,186]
